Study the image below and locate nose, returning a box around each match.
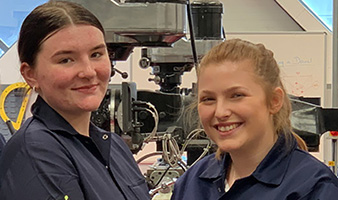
[214,100,231,121]
[78,58,96,79]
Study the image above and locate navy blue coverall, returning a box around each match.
[171,134,338,200]
[0,96,150,200]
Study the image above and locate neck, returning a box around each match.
[227,133,278,187]
[61,111,91,137]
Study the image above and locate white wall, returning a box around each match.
[222,0,303,32]
[0,43,23,84]
[0,0,331,162]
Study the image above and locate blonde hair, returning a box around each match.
[196,39,307,158]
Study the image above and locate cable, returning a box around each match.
[135,104,210,169]
[179,129,204,155]
[177,161,187,172]
[162,134,181,167]
[132,101,159,143]
[143,102,159,143]
[143,108,158,143]
[189,139,211,167]
[179,129,212,167]
[136,151,163,164]
[153,165,172,187]
[160,129,211,169]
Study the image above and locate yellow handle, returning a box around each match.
[0,82,31,130]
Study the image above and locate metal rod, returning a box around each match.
[5,120,16,135]
[186,1,198,69]
[332,139,337,175]
[332,0,338,107]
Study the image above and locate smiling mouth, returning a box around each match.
[73,84,98,90]
[216,123,241,132]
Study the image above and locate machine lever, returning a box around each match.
[112,67,128,79]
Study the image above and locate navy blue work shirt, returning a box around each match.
[171,134,338,200]
[0,96,150,200]
[0,133,5,155]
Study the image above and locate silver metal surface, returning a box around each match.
[144,38,222,63]
[60,0,187,46]
[333,0,338,107]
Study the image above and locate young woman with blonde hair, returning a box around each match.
[171,38,338,200]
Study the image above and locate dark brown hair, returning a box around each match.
[18,1,105,67]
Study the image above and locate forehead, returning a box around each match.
[40,24,104,49]
[199,59,256,77]
[197,59,265,91]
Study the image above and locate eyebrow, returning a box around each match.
[91,44,107,51]
[199,86,247,95]
[51,43,107,57]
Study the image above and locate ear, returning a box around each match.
[269,87,284,114]
[20,62,38,89]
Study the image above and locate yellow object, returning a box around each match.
[64,195,69,200]
[328,161,335,166]
[0,82,31,130]
[152,192,172,200]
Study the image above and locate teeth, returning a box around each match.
[218,124,239,132]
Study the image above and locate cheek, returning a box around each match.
[97,61,111,82]
[41,70,73,89]
[198,105,212,125]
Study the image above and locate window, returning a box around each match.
[0,0,47,57]
[300,0,333,31]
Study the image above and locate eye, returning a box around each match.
[199,97,215,103]
[59,58,73,64]
[231,93,245,99]
[91,52,103,58]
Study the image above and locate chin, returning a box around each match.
[217,142,240,153]
[78,103,101,112]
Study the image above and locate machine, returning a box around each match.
[54,0,332,197]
